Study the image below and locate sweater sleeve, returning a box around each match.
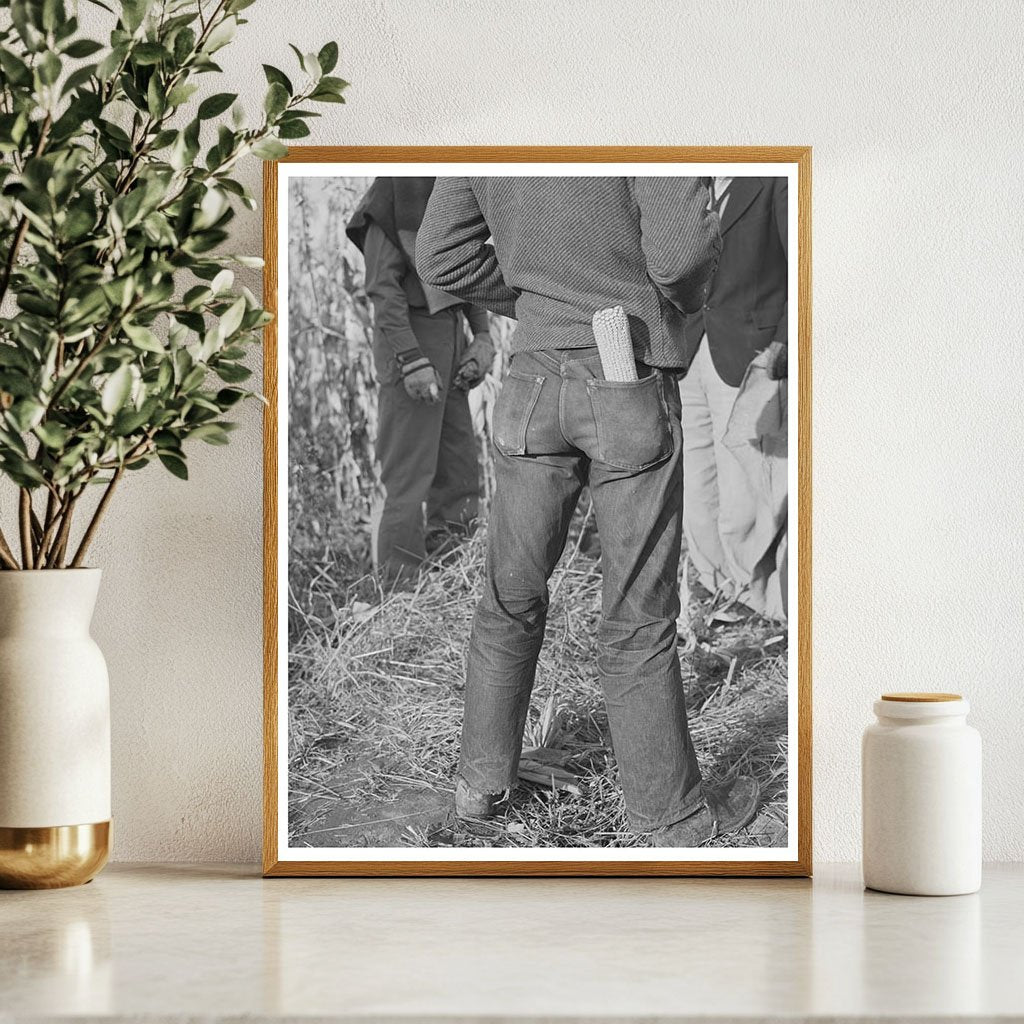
[363,222,422,361]
[463,304,492,336]
[633,177,722,315]
[416,177,519,319]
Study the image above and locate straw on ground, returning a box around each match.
[287,518,788,849]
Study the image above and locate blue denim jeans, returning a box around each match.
[459,347,704,832]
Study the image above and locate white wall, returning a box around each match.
[73,0,1024,862]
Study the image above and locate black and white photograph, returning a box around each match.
[266,151,810,874]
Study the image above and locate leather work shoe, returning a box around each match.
[650,775,761,848]
[454,778,503,819]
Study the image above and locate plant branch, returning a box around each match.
[1,8,343,567]
[44,491,79,569]
[35,486,67,565]
[46,300,139,413]
[18,489,34,569]
[113,0,229,199]
[0,526,20,570]
[29,506,43,545]
[0,113,52,308]
[70,465,124,568]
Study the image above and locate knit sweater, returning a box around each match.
[415,176,721,369]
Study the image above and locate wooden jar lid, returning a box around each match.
[881,692,962,702]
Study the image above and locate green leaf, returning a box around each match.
[264,81,288,117]
[181,364,206,391]
[10,1,44,51]
[182,285,212,310]
[210,269,234,294]
[102,277,135,309]
[203,16,236,53]
[63,38,104,58]
[0,346,29,371]
[9,399,45,432]
[17,292,58,317]
[98,118,132,149]
[38,51,62,86]
[277,120,310,140]
[96,43,128,81]
[195,186,227,228]
[149,128,177,149]
[0,49,33,86]
[198,91,237,119]
[215,388,247,408]
[158,452,188,479]
[61,62,98,96]
[101,364,133,415]
[299,51,321,80]
[113,187,148,228]
[156,359,173,392]
[112,405,150,435]
[317,41,339,75]
[262,64,292,95]
[154,429,182,453]
[168,118,201,170]
[318,75,349,94]
[251,137,287,160]
[309,87,346,104]
[56,12,78,41]
[214,362,251,383]
[41,0,66,33]
[0,421,30,456]
[217,296,246,340]
[172,26,196,64]
[34,420,70,449]
[166,82,199,107]
[123,322,164,353]
[121,0,153,33]
[1,456,46,487]
[132,42,168,66]
[189,422,230,445]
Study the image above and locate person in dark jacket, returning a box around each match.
[680,176,788,619]
[417,176,761,847]
[346,177,495,584]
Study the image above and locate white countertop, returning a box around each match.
[1,862,1022,1021]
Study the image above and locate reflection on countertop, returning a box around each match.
[1,863,1021,1020]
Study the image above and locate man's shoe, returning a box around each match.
[650,775,761,848]
[454,778,502,818]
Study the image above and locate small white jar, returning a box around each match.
[862,692,981,896]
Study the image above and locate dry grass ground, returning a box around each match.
[287,511,789,850]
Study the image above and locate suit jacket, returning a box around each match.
[684,177,787,388]
[362,223,490,383]
[416,177,721,369]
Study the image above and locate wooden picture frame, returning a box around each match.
[263,147,812,877]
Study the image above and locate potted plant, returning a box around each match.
[0,0,345,887]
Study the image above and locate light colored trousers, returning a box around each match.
[680,337,787,620]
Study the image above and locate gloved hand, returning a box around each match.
[453,333,496,392]
[397,350,443,404]
[764,340,788,381]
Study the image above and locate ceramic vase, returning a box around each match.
[862,692,981,896]
[0,569,111,888]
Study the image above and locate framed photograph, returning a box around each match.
[263,147,811,876]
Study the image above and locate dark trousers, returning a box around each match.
[459,347,703,831]
[373,309,480,578]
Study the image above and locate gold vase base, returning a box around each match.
[0,821,110,889]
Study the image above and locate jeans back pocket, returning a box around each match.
[587,370,672,471]
[493,369,544,456]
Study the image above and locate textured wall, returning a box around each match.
[69,0,1024,862]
